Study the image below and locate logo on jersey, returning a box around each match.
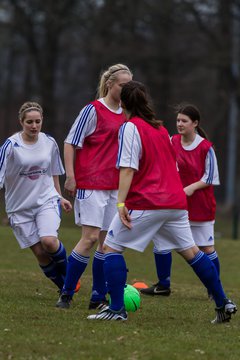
[108,230,114,237]
[20,166,47,180]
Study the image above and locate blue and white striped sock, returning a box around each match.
[62,250,89,296]
[188,251,226,307]
[48,241,67,277]
[40,261,64,290]
[91,251,107,302]
[207,250,220,276]
[104,253,127,311]
[153,247,172,288]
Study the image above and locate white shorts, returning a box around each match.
[105,209,195,253]
[190,223,215,246]
[74,189,117,231]
[8,197,61,249]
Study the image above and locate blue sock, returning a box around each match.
[91,251,107,302]
[153,247,172,288]
[63,250,89,296]
[48,241,67,277]
[104,253,127,311]
[40,261,64,289]
[188,251,226,307]
[207,250,220,276]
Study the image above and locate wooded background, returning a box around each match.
[0,0,239,208]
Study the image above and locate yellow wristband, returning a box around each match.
[117,202,125,208]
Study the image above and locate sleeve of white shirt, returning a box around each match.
[0,139,13,189]
[116,122,142,170]
[49,137,65,176]
[64,104,97,148]
[201,147,220,185]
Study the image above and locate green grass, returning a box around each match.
[0,219,240,360]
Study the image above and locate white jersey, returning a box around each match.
[117,122,142,170]
[65,98,122,148]
[0,132,64,214]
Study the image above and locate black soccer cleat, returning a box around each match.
[56,292,72,309]
[88,299,109,310]
[211,299,237,324]
[140,282,171,296]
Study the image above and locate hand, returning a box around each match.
[118,205,132,229]
[64,176,76,198]
[184,185,195,197]
[60,198,72,212]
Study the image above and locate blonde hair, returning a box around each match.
[97,63,133,98]
[19,102,43,121]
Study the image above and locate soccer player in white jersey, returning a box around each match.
[87,81,237,323]
[0,102,72,291]
[141,104,222,299]
[56,64,133,309]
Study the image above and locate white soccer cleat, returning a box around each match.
[87,306,128,321]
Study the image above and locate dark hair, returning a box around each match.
[175,103,208,139]
[121,81,162,128]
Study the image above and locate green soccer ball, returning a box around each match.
[124,284,141,312]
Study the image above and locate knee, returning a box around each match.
[179,245,200,261]
[102,243,119,253]
[86,234,99,249]
[41,236,58,253]
[199,245,215,254]
[82,234,99,251]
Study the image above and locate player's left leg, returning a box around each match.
[87,246,128,321]
[88,209,168,320]
[89,190,118,309]
[179,246,237,323]
[89,231,108,309]
[40,236,67,278]
[192,225,220,299]
[199,245,220,300]
[191,224,220,277]
[202,246,220,276]
[158,210,237,323]
[30,242,65,290]
[9,208,66,290]
[140,248,172,296]
[36,198,67,279]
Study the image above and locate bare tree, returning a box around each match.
[7,0,80,134]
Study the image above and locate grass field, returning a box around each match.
[0,210,240,360]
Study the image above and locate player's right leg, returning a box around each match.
[155,210,237,323]
[179,246,237,323]
[56,225,99,309]
[140,248,172,296]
